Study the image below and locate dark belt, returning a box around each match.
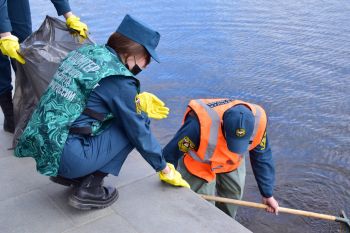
[82,108,105,121]
[69,108,104,135]
[69,126,92,135]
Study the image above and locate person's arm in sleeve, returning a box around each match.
[50,0,71,16]
[0,0,12,34]
[0,0,25,63]
[99,76,166,171]
[250,132,279,214]
[163,112,200,168]
[250,132,275,197]
[97,76,191,188]
[50,0,88,38]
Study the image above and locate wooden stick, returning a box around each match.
[201,195,337,221]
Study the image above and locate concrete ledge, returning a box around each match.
[0,112,251,233]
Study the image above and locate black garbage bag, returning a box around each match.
[12,16,93,147]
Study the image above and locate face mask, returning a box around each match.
[129,64,142,75]
[125,56,143,75]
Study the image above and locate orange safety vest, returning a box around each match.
[182,99,267,182]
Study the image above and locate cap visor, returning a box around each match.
[145,46,160,63]
[226,136,250,154]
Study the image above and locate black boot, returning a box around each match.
[68,172,119,210]
[49,175,85,187]
[0,91,15,133]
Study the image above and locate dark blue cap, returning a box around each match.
[116,14,160,62]
[223,105,255,154]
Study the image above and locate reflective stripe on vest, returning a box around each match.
[248,104,267,150]
[188,99,220,163]
[249,105,262,148]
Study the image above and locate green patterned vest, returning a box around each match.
[14,44,139,176]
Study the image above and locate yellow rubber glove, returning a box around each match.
[137,92,170,120]
[0,35,25,64]
[66,15,88,39]
[159,163,190,188]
